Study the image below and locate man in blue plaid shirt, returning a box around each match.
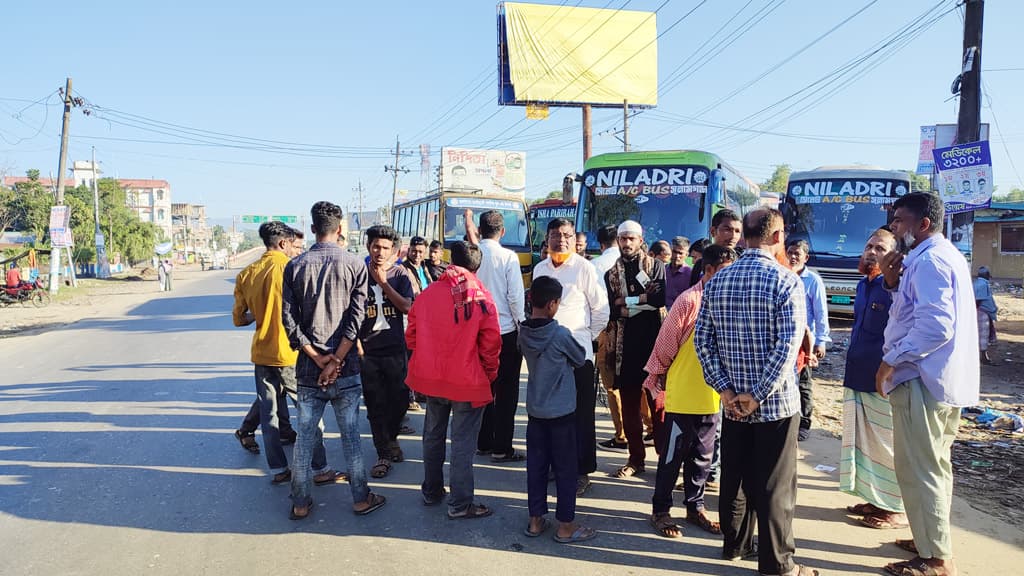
[695,208,816,576]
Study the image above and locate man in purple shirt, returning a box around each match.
[664,236,692,310]
[876,192,978,576]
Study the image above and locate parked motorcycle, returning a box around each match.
[1,278,50,308]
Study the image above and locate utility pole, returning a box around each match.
[353,180,364,245]
[91,147,110,278]
[49,78,73,294]
[582,104,592,162]
[384,136,409,225]
[953,0,984,260]
[622,99,630,152]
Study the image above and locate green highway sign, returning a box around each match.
[272,215,298,223]
[240,215,269,223]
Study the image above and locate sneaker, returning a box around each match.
[598,438,628,450]
[798,429,811,442]
[576,475,592,497]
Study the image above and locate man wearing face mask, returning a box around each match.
[606,220,666,479]
[876,193,978,576]
[533,218,610,496]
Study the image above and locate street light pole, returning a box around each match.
[91,147,110,278]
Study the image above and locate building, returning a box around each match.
[121,179,173,240]
[171,203,211,261]
[972,202,1024,280]
[71,160,101,188]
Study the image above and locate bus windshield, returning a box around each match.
[579,164,709,245]
[529,203,576,250]
[784,178,908,257]
[443,196,528,247]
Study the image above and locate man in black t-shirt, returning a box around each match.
[360,225,415,479]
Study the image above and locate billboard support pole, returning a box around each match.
[955,0,984,263]
[582,105,592,162]
[623,100,629,152]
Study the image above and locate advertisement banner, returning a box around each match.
[48,205,73,248]
[440,147,526,197]
[916,126,937,175]
[932,140,993,214]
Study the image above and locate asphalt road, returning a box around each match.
[1,265,1020,575]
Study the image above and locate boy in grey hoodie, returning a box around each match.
[519,276,595,543]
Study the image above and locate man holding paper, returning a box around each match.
[605,220,666,478]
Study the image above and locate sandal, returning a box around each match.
[490,451,525,463]
[289,502,312,520]
[524,517,551,538]
[271,470,291,485]
[847,502,881,515]
[447,503,492,520]
[234,430,260,454]
[553,525,597,544]
[313,469,348,485]
[389,443,405,463]
[649,513,682,539]
[895,539,918,554]
[884,558,944,576]
[612,464,644,478]
[860,512,909,530]
[354,492,387,516]
[687,510,722,535]
[371,458,392,478]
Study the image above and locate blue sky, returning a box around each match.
[1,0,1021,222]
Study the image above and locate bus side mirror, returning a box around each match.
[708,169,725,205]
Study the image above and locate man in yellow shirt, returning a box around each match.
[232,221,339,485]
[643,244,736,540]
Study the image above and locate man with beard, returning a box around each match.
[606,220,666,479]
[402,236,431,294]
[839,229,907,531]
[877,193,978,576]
[533,218,609,495]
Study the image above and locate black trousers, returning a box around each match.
[240,389,294,436]
[721,415,799,576]
[574,361,597,475]
[478,330,522,455]
[652,412,719,515]
[361,353,410,459]
[798,366,813,430]
[527,413,577,522]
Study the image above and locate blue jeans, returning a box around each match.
[422,396,485,514]
[291,375,369,508]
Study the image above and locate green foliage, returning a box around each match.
[993,188,1024,203]
[239,229,261,251]
[907,171,933,193]
[529,190,564,205]
[9,172,54,243]
[760,164,791,194]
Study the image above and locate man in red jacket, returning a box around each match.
[406,241,501,519]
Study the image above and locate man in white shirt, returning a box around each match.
[590,225,628,450]
[534,218,610,495]
[474,210,528,462]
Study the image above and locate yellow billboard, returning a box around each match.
[499,2,658,107]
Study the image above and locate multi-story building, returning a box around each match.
[171,203,211,260]
[121,179,173,240]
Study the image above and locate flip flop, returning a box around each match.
[313,469,348,485]
[860,513,909,530]
[354,492,387,516]
[553,525,597,544]
[447,503,492,520]
[524,517,551,538]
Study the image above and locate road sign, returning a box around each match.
[240,215,269,223]
[271,215,298,223]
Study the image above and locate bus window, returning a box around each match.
[425,200,439,242]
[418,203,428,238]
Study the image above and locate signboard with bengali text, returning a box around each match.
[931,140,993,214]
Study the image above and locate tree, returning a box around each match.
[528,190,565,206]
[760,164,791,194]
[0,185,16,233]
[10,170,54,244]
[993,188,1024,203]
[907,171,932,193]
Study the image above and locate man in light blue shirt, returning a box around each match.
[876,192,978,576]
[786,239,830,441]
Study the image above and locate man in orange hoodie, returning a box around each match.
[406,241,501,519]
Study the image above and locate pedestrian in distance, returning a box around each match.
[575,231,590,258]
[785,238,831,441]
[519,275,596,543]
[533,218,609,496]
[876,192,979,576]
[973,265,998,365]
[406,241,501,519]
[645,244,736,540]
[359,224,415,479]
[839,228,907,531]
[695,208,816,576]
[473,210,527,463]
[282,201,386,520]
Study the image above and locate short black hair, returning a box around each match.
[450,241,482,272]
[290,227,304,240]
[478,210,505,239]
[311,201,343,236]
[429,240,443,250]
[259,221,295,248]
[690,237,711,255]
[893,192,944,233]
[365,224,400,247]
[597,224,617,247]
[649,240,670,256]
[742,209,782,242]
[530,275,563,308]
[786,238,810,253]
[409,236,427,248]
[702,244,737,269]
[546,217,574,233]
[712,209,741,229]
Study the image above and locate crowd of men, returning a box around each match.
[230,193,979,576]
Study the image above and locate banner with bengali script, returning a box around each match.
[931,140,993,214]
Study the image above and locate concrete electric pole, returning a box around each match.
[91,147,110,278]
[49,78,73,294]
[384,136,409,225]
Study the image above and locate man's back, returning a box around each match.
[476,238,525,334]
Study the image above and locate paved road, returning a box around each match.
[1,265,1020,575]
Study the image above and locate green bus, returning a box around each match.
[574,150,767,251]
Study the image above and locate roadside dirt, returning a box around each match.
[814,291,1024,529]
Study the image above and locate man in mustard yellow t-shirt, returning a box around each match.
[643,244,737,540]
[232,221,339,485]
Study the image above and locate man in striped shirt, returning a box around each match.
[695,208,816,576]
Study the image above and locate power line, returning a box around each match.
[982,81,1023,189]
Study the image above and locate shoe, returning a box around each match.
[643,432,655,443]
[576,475,592,497]
[798,429,811,441]
[280,431,297,445]
[598,438,628,450]
[408,402,422,411]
